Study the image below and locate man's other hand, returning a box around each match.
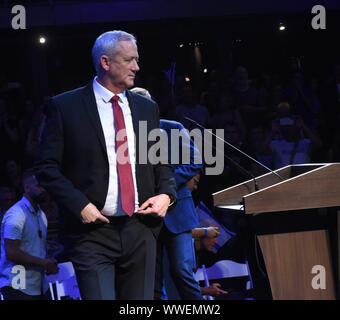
[137,194,171,218]
[80,203,110,224]
[44,258,59,275]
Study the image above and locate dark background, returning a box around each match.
[0,1,339,102]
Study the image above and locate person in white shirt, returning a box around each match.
[0,169,58,300]
[261,114,323,169]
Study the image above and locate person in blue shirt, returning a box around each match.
[0,168,59,300]
[156,119,204,300]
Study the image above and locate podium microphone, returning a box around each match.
[183,117,284,189]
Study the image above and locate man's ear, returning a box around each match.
[100,55,111,71]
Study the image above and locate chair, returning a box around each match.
[194,260,254,300]
[45,261,81,300]
[201,264,214,300]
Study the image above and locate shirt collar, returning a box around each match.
[93,77,126,103]
[22,196,40,214]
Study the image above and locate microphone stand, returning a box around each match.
[184,117,285,191]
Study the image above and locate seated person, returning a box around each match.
[188,175,246,299]
[193,215,248,300]
[192,224,228,298]
[194,219,245,269]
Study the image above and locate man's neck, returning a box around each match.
[96,76,125,95]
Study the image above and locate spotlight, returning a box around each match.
[185,77,190,82]
[279,23,286,31]
[203,68,208,73]
[179,43,184,48]
[39,36,46,44]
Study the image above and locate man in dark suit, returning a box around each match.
[155,119,203,300]
[34,30,176,300]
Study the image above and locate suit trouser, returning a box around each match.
[69,215,156,300]
[155,226,203,300]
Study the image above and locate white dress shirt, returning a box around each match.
[93,77,139,216]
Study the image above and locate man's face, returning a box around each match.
[105,40,140,91]
[187,174,200,192]
[25,176,47,203]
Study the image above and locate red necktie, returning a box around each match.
[111,95,135,216]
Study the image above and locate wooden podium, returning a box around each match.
[212,163,340,300]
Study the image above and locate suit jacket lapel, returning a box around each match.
[81,83,108,156]
[81,87,141,163]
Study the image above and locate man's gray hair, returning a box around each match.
[91,30,137,73]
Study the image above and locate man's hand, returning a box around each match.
[203,283,228,297]
[43,258,59,275]
[206,227,220,238]
[137,194,171,218]
[80,203,110,224]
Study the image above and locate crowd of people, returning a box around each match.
[0,29,339,300]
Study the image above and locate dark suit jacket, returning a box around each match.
[34,83,176,238]
[159,119,202,234]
